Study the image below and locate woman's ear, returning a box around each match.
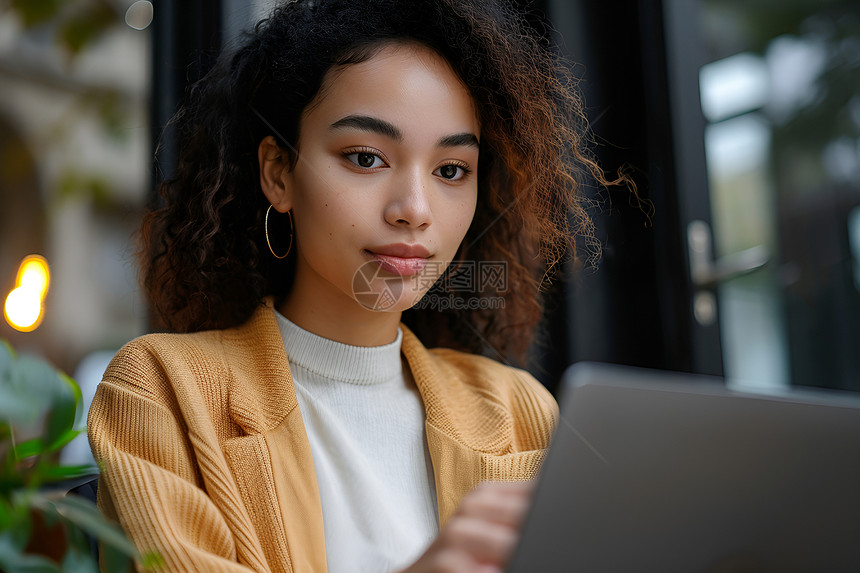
[258,135,293,212]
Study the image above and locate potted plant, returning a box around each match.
[0,339,158,572]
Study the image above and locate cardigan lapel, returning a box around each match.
[223,301,327,572]
[399,325,548,527]
[399,325,487,526]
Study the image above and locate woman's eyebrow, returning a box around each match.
[330,114,403,142]
[437,133,479,149]
[330,114,479,149]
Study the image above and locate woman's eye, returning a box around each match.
[346,152,386,169]
[435,164,468,181]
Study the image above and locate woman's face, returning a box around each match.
[262,42,480,316]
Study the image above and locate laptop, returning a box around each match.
[507,362,860,572]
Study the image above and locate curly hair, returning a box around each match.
[141,0,623,364]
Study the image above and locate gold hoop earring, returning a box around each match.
[265,204,293,259]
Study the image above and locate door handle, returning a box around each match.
[687,220,769,289]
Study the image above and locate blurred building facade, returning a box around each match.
[0,2,150,374]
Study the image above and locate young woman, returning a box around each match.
[88,0,616,571]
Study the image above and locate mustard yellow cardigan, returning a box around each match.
[88,300,558,572]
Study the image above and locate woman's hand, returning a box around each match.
[399,480,535,573]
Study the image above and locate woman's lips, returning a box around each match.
[371,254,428,276]
[365,245,431,276]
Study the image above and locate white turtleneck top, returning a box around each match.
[274,311,439,573]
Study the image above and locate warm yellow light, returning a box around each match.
[4,287,43,331]
[18,256,50,295]
[4,254,50,332]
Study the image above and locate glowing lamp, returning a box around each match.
[4,255,50,332]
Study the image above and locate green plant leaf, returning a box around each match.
[0,471,27,494]
[45,428,86,454]
[0,340,136,570]
[0,500,32,548]
[0,497,11,529]
[101,542,135,573]
[46,495,139,558]
[142,550,165,569]
[43,387,78,452]
[0,339,39,425]
[60,531,99,573]
[61,550,98,573]
[59,374,83,427]
[40,500,62,528]
[0,448,26,493]
[0,388,38,428]
[14,437,46,460]
[2,353,72,430]
[38,464,98,482]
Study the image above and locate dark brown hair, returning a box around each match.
[141,0,625,364]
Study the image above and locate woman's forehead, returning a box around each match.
[302,42,480,140]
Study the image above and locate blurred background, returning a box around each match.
[548,0,860,395]
[0,0,151,373]
[0,0,858,461]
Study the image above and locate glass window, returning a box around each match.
[700,0,860,391]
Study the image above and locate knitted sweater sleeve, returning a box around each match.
[87,339,259,572]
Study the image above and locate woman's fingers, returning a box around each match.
[439,514,518,563]
[454,481,534,528]
[399,480,536,573]
[449,481,534,564]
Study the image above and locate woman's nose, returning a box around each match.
[383,168,432,229]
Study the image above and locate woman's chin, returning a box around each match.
[351,288,430,314]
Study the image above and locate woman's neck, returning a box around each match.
[278,286,402,347]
